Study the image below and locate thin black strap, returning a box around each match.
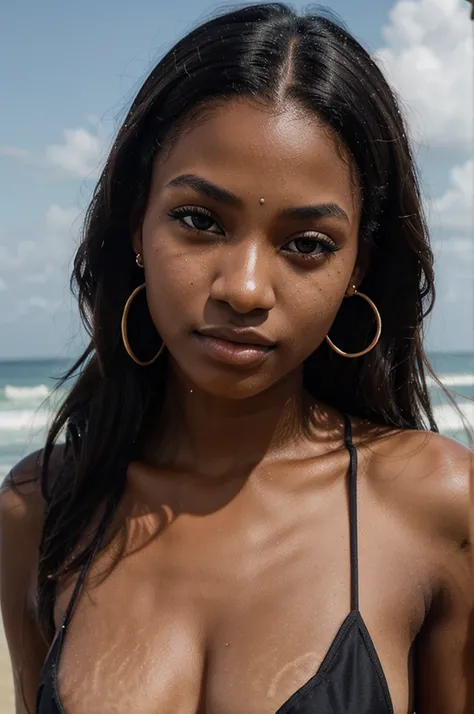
[60,505,112,632]
[61,530,103,631]
[343,413,359,611]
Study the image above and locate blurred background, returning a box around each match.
[0,0,473,707]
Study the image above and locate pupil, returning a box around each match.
[193,214,212,230]
[295,238,316,254]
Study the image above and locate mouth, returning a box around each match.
[193,327,276,367]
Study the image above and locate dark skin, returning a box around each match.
[1,99,473,714]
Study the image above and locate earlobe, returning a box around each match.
[349,264,364,292]
[131,228,143,257]
[348,276,360,294]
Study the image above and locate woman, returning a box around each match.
[1,4,473,713]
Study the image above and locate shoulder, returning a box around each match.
[0,445,67,599]
[359,427,472,550]
[1,450,44,532]
[0,447,66,705]
[0,444,66,519]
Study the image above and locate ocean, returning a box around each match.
[0,353,473,480]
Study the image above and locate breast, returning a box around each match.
[53,508,349,714]
[53,473,420,714]
[57,576,207,714]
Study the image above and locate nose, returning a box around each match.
[210,241,276,315]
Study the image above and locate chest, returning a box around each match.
[53,490,427,714]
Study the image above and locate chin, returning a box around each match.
[168,341,299,400]
[171,357,280,400]
[192,372,276,400]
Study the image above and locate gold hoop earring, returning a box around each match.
[325,285,382,358]
[121,283,165,366]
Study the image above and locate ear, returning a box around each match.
[348,264,364,293]
[131,228,142,258]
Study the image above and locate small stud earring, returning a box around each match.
[259,197,265,205]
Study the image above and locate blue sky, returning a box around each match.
[0,0,472,358]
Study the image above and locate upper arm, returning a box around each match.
[415,544,474,713]
[0,451,49,714]
[410,434,474,713]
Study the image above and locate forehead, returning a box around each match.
[153,99,360,217]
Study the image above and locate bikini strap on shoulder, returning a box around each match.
[342,413,359,611]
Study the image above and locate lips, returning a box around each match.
[195,325,276,348]
[193,326,276,367]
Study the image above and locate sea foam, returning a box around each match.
[0,410,51,432]
[3,384,50,400]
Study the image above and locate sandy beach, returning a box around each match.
[0,625,14,714]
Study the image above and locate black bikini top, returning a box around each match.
[36,415,394,714]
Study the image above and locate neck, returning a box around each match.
[142,366,315,478]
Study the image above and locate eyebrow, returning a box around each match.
[165,173,349,222]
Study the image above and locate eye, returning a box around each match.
[168,206,223,235]
[282,235,338,259]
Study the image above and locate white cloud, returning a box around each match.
[0,124,108,180]
[0,203,81,324]
[428,235,473,350]
[45,128,106,179]
[375,0,473,148]
[0,205,81,275]
[432,160,474,229]
[45,203,82,231]
[45,204,83,256]
[0,203,87,355]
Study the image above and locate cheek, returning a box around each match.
[287,290,339,357]
[142,241,207,337]
[282,264,352,353]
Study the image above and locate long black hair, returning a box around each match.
[37,2,440,640]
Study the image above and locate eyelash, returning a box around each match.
[167,206,339,260]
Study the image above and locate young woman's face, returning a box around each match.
[135,99,361,399]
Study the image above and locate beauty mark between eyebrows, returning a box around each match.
[166,173,349,222]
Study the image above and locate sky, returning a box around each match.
[0,0,473,359]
